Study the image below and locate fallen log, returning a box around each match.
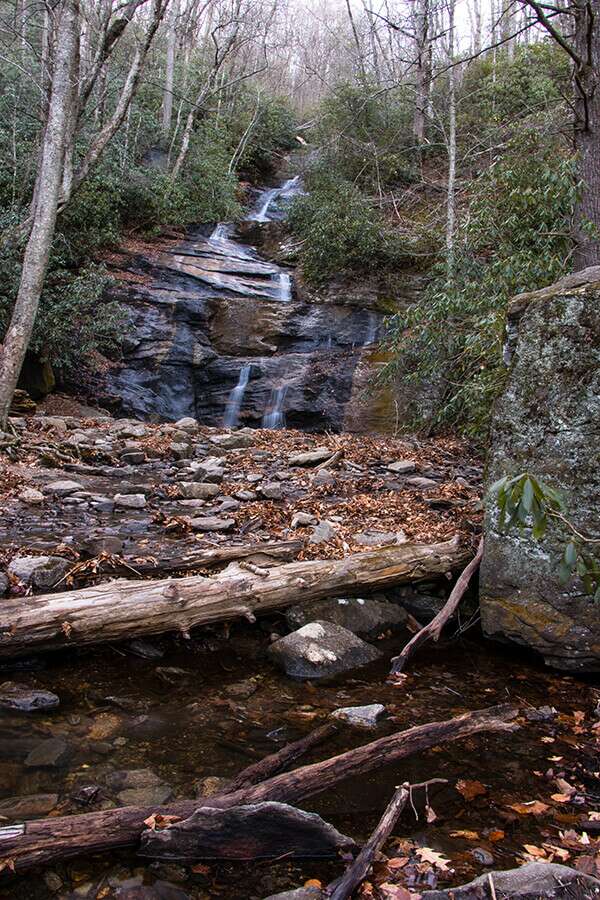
[389,537,484,676]
[0,704,517,871]
[140,801,355,860]
[329,779,447,900]
[0,538,469,658]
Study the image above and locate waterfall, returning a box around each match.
[210,223,229,243]
[223,365,251,428]
[249,188,280,223]
[262,385,288,429]
[280,175,300,195]
[276,272,292,302]
[364,313,380,345]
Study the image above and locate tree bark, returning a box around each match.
[0,705,518,871]
[162,0,180,138]
[0,0,79,429]
[572,0,600,268]
[0,539,469,658]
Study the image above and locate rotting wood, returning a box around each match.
[0,704,517,871]
[0,538,469,658]
[389,537,484,676]
[328,778,448,900]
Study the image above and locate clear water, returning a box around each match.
[223,364,252,427]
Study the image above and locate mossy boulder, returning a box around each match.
[480,268,600,672]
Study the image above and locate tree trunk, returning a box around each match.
[162,0,179,138]
[573,0,600,268]
[0,0,79,429]
[413,0,430,145]
[0,705,517,871]
[446,0,457,268]
[0,539,469,658]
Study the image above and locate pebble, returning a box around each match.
[387,460,417,474]
[189,516,235,532]
[179,482,220,500]
[471,847,495,866]
[18,487,44,505]
[291,512,318,527]
[331,703,385,729]
[24,737,69,768]
[309,520,337,544]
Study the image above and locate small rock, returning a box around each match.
[387,460,417,474]
[0,793,58,821]
[288,447,333,467]
[43,479,84,496]
[291,512,318,528]
[210,432,255,449]
[128,639,164,659]
[189,516,234,532]
[179,482,220,500]
[234,490,257,501]
[175,417,199,433]
[311,469,335,487]
[406,476,439,489]
[309,520,337,544]
[118,784,173,806]
[44,871,63,893]
[218,499,240,513]
[0,681,60,712]
[117,423,147,439]
[471,847,495,866]
[353,530,406,547]
[114,493,146,509]
[286,596,407,638]
[225,679,258,699]
[8,555,71,589]
[524,705,557,722]
[331,703,385,729]
[258,482,283,500]
[195,775,230,798]
[0,574,8,596]
[120,450,146,465]
[268,621,381,679]
[24,737,69,768]
[18,487,44,505]
[170,442,191,460]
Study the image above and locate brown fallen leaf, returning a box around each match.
[0,858,15,874]
[416,847,451,870]
[551,793,573,803]
[489,829,505,842]
[555,777,576,797]
[588,812,600,821]
[523,844,547,858]
[509,801,550,816]
[379,885,415,900]
[387,857,410,869]
[456,779,487,801]
[191,863,210,875]
[143,813,181,830]
[304,880,323,889]
[450,830,480,840]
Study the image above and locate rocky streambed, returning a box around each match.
[0,415,599,898]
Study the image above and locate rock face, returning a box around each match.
[102,184,413,432]
[268,621,381,679]
[421,862,600,899]
[480,270,600,672]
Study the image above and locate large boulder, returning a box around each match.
[268,621,381,679]
[286,596,407,638]
[480,269,600,672]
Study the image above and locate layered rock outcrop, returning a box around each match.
[480,268,600,671]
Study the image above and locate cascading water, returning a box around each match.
[275,272,292,302]
[223,364,251,428]
[210,224,229,243]
[262,385,288,429]
[249,188,280,223]
[364,313,380,345]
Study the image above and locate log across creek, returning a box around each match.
[0,705,518,871]
[0,538,469,658]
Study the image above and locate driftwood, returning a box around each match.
[0,538,469,658]
[390,537,485,676]
[328,779,447,900]
[140,801,354,860]
[0,704,517,871]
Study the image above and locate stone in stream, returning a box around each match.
[263,891,322,900]
[189,516,235,532]
[120,450,146,465]
[481,272,600,672]
[421,862,600,899]
[331,703,385,729]
[286,596,407,638]
[24,737,70,768]
[179,482,220,500]
[114,493,146,509]
[288,447,333,467]
[192,459,225,483]
[0,793,58,821]
[235,490,257,501]
[268,621,381,679]
[169,442,191,460]
[0,681,60,712]
[43,479,84,496]
[7,555,71,589]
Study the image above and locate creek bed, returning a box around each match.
[0,619,597,899]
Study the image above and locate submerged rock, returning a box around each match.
[24,737,69,768]
[480,270,600,672]
[286,596,407,638]
[0,793,58,821]
[268,621,381,679]
[0,681,60,712]
[331,703,385,729]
